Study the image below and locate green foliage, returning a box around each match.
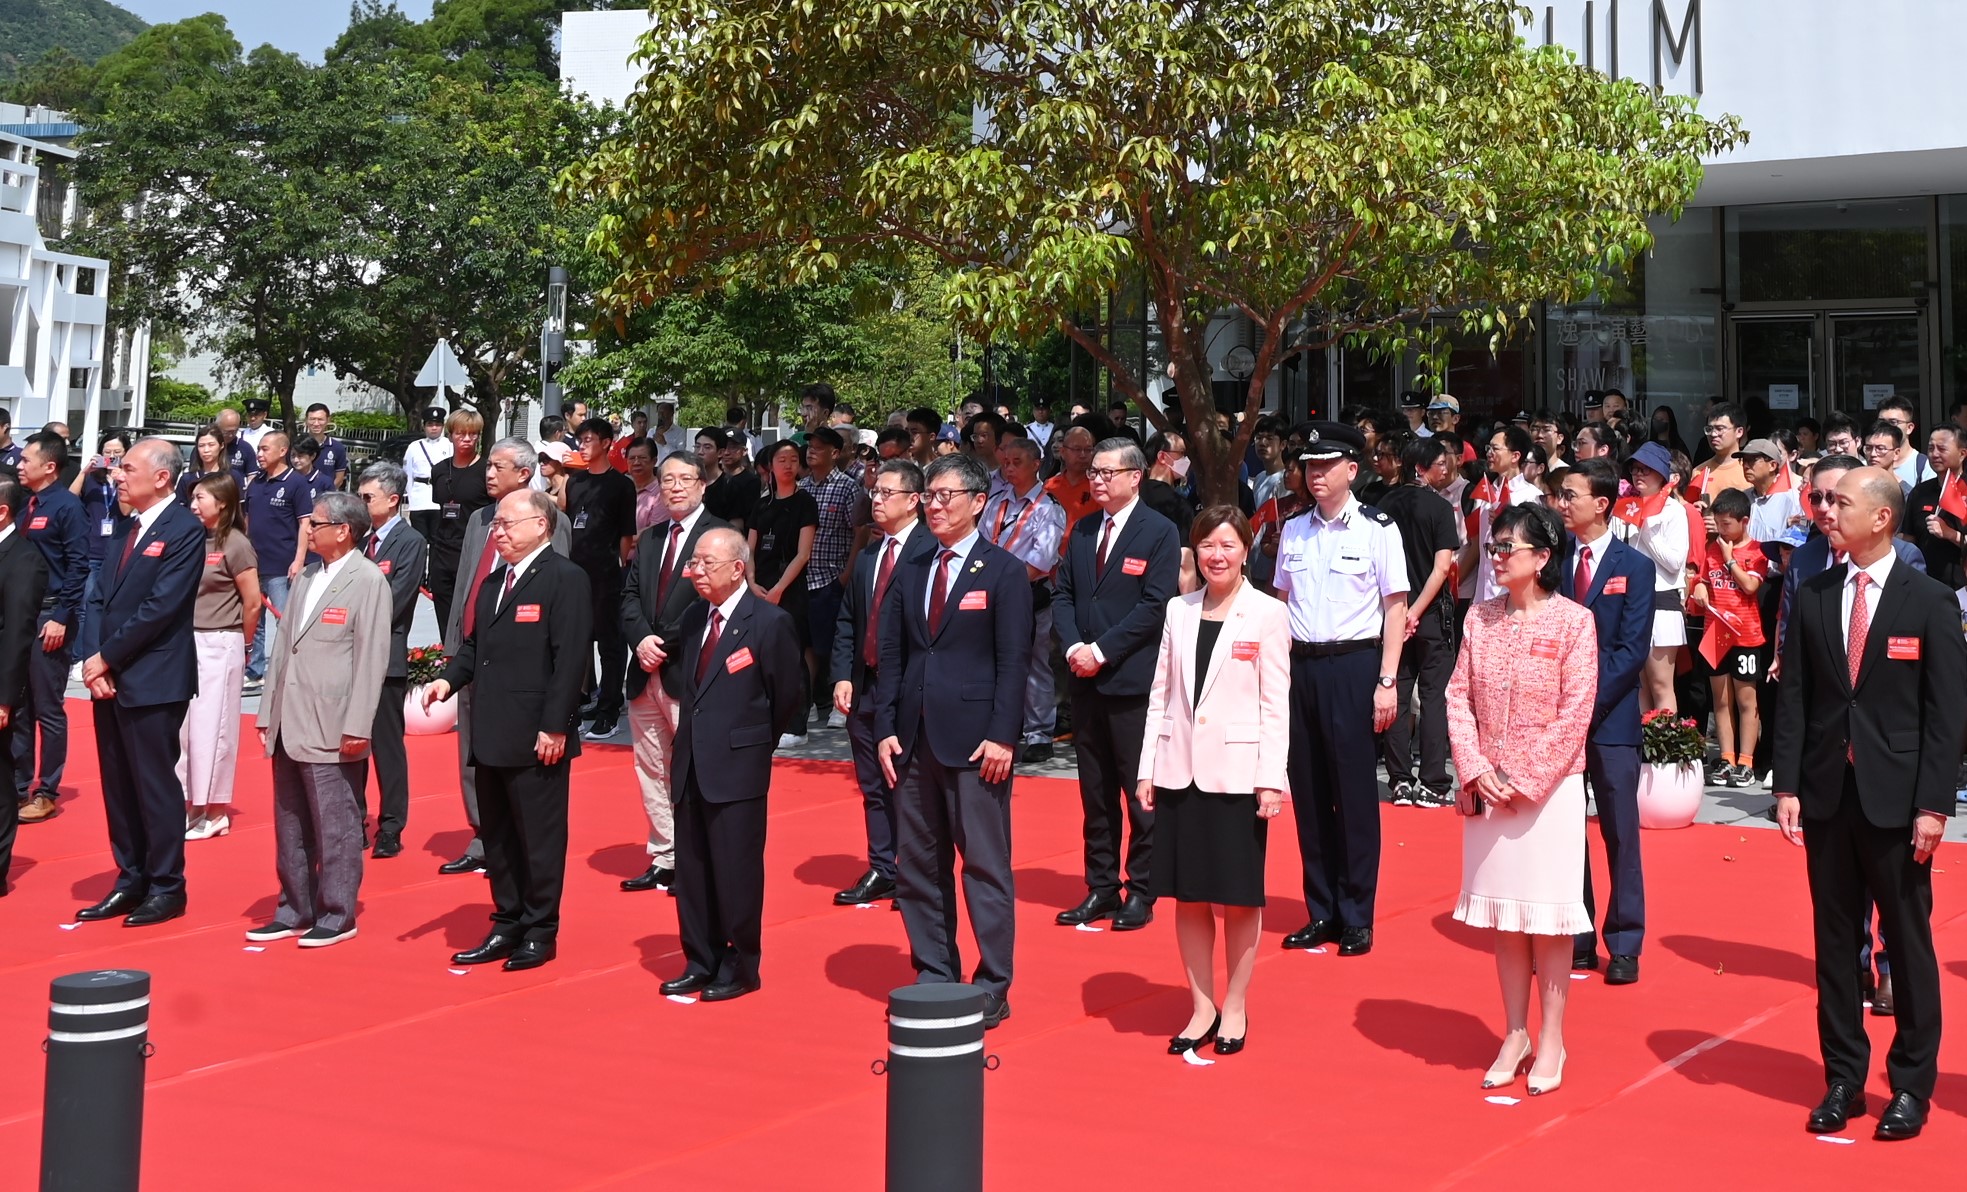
[0,0,145,86]
[329,0,651,84]
[1641,708,1705,767]
[4,46,95,109]
[144,375,219,421]
[564,0,1746,501]
[331,409,410,432]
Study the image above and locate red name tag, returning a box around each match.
[28,516,47,530]
[378,559,392,575]
[514,604,541,623]
[1530,639,1561,660]
[1121,556,1147,576]
[205,551,224,566]
[959,590,989,611]
[1231,640,1260,661]
[1604,576,1627,594]
[320,607,348,625]
[1888,636,1921,661]
[726,646,754,673]
[142,540,165,557]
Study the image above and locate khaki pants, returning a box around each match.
[627,685,681,867]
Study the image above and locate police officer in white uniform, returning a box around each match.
[401,405,454,545]
[1274,422,1408,957]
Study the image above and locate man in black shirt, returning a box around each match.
[1375,436,1460,807]
[566,418,638,739]
[1905,425,1965,591]
[1140,430,1195,590]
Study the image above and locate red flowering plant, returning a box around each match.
[406,643,450,687]
[1640,707,1704,766]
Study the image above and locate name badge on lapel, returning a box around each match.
[726,646,755,673]
[1604,576,1628,594]
[28,516,47,530]
[514,604,542,623]
[379,559,393,575]
[321,607,348,625]
[1887,636,1921,661]
[206,551,224,566]
[1231,640,1260,661]
[959,590,989,611]
[142,540,165,558]
[1530,638,1561,661]
[1121,556,1148,576]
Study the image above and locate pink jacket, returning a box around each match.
[1446,595,1598,803]
[1139,583,1292,795]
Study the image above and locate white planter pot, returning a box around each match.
[1637,761,1703,830]
[404,684,458,736]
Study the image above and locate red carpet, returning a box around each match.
[2,700,1965,1189]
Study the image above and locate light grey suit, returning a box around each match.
[257,554,392,934]
[444,504,571,857]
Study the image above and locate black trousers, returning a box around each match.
[1804,769,1940,1099]
[1375,609,1453,791]
[13,609,68,798]
[1069,683,1152,900]
[586,571,627,716]
[364,675,409,835]
[1288,649,1382,927]
[1579,741,1645,957]
[0,717,17,890]
[427,541,461,640]
[409,510,440,553]
[474,758,570,942]
[846,680,898,881]
[673,768,768,987]
[95,698,190,899]
[894,738,1015,997]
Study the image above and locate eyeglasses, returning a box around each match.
[490,514,546,531]
[305,517,346,529]
[683,556,735,572]
[1806,490,1838,505]
[1863,442,1894,456]
[1878,415,1912,429]
[922,487,985,506]
[870,487,919,501]
[1703,424,1735,436]
[1087,467,1142,482]
[658,477,702,489]
[1484,542,1537,559]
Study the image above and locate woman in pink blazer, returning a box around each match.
[1137,507,1291,1057]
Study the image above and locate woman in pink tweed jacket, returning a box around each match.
[1446,503,1598,1098]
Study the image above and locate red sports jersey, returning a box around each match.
[1701,537,1767,648]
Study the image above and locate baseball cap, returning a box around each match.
[1426,394,1461,414]
[538,441,573,464]
[1738,438,1782,461]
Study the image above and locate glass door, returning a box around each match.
[1732,317,1817,432]
[1828,312,1922,424]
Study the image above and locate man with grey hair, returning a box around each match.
[247,492,391,947]
[436,437,570,875]
[356,460,428,859]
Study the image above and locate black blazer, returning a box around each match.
[1050,503,1182,697]
[829,526,936,692]
[1772,560,1967,826]
[672,591,804,801]
[0,531,49,707]
[1558,535,1653,746]
[366,520,429,679]
[620,510,731,701]
[440,550,593,768]
[872,536,1032,768]
[91,501,206,707]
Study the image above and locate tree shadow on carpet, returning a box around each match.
[1430,911,1492,954]
[1947,960,1967,983]
[586,842,650,880]
[1353,999,1497,1071]
[1658,934,1813,985]
[1012,866,1091,912]
[633,932,684,978]
[825,942,914,1003]
[1645,1029,1820,1107]
[1081,971,1188,1036]
[397,904,493,948]
[421,828,473,862]
[795,853,870,892]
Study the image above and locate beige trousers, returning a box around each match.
[626,685,681,867]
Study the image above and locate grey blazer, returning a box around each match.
[366,518,428,679]
[258,554,393,764]
[443,503,572,654]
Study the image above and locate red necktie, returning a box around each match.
[695,608,722,684]
[1094,517,1114,577]
[366,532,381,559]
[1847,571,1870,763]
[499,566,518,611]
[1574,544,1593,599]
[119,526,140,573]
[459,536,500,637]
[656,522,684,603]
[863,537,900,669]
[928,548,956,634]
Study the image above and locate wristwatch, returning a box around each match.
[1376,676,1397,689]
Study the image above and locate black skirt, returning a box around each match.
[1148,785,1268,907]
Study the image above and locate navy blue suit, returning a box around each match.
[1561,534,1653,958]
[872,533,1032,997]
[16,483,88,802]
[89,500,206,900]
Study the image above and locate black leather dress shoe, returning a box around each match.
[1604,954,1639,985]
[1338,927,1374,956]
[1806,1081,1866,1133]
[371,831,403,860]
[501,941,555,972]
[1055,891,1121,927]
[621,865,675,893]
[1874,1091,1926,1140]
[439,853,487,876]
[75,891,145,921]
[452,934,521,965]
[1112,897,1154,932]
[1282,920,1342,950]
[123,894,187,928]
[662,972,714,996]
[1871,973,1895,1017]
[701,978,760,1003]
[834,870,898,905]
[982,993,1010,1029]
[1571,949,1599,971]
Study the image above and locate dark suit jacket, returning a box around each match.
[1050,503,1181,697]
[443,502,572,654]
[91,501,206,706]
[1772,559,1967,826]
[673,591,803,801]
[440,550,593,768]
[873,535,1033,768]
[620,509,731,700]
[0,531,49,707]
[829,525,935,692]
[366,519,428,680]
[1776,533,1924,655]
[1559,535,1653,745]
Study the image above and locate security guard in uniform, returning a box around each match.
[1274,423,1408,956]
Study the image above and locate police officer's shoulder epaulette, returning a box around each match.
[1358,505,1393,526]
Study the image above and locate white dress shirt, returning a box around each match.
[403,434,453,512]
[1840,550,1895,650]
[703,584,746,648]
[868,519,920,601]
[498,542,553,610]
[1275,495,1409,642]
[298,551,356,624]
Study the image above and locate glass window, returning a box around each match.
[1941,195,1967,414]
[1725,199,1929,304]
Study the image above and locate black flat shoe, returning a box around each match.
[1167,1011,1220,1055]
[1112,897,1154,932]
[75,890,145,921]
[1214,1018,1247,1056]
[371,831,403,860]
[1055,891,1120,926]
[662,972,714,996]
[1338,926,1374,956]
[833,870,898,905]
[621,864,674,892]
[1874,1091,1926,1141]
[438,853,487,876]
[982,993,1010,1029]
[1282,919,1341,950]
[501,941,555,971]
[452,933,521,965]
[1571,949,1599,971]
[1806,1080,1866,1134]
[700,978,760,1003]
[123,894,187,928]
[1604,954,1639,985]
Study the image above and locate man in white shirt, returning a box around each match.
[401,405,453,544]
[1742,437,1805,546]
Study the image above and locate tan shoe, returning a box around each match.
[17,795,59,823]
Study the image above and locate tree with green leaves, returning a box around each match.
[565,0,1745,501]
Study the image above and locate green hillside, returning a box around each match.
[0,0,147,82]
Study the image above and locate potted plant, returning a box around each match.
[403,643,457,735]
[1636,708,1705,829]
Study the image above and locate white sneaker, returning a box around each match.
[826,709,847,729]
[777,733,808,749]
[185,813,230,841]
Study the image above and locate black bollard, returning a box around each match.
[41,970,152,1192]
[884,983,986,1192]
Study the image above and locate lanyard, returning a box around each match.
[992,496,1041,554]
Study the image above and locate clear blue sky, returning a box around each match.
[116,1,437,62]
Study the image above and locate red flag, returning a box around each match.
[1942,472,1967,524]
[1613,489,1668,526]
[1697,603,1747,670]
[1770,464,1793,493]
[1685,466,1708,501]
